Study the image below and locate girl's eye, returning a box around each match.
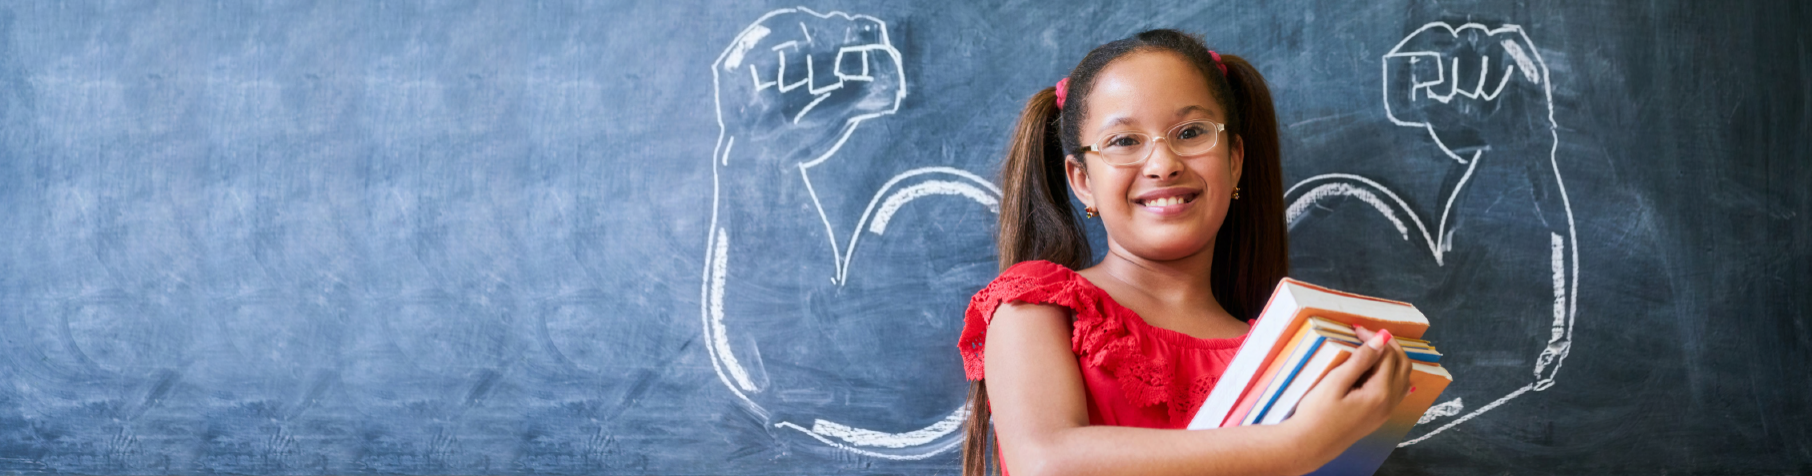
[1105,135,1144,149]
[1176,125,1205,140]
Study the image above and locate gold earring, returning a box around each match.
[1084,207,1098,219]
[1233,187,1241,200]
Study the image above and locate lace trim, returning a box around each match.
[959,260,1212,421]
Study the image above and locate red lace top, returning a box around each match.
[960,260,1249,428]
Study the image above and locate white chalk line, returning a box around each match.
[868,181,1000,235]
[721,136,734,166]
[838,166,1001,284]
[1284,173,1437,258]
[775,421,966,461]
[779,407,970,450]
[1285,182,1413,241]
[1501,40,1540,83]
[1400,384,1532,447]
[1549,233,1567,344]
[1418,398,1465,425]
[709,227,757,392]
[722,24,771,71]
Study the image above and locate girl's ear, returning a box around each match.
[1064,155,1094,210]
[1229,134,1245,188]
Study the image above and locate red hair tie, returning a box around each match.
[1054,77,1070,109]
[1209,50,1228,76]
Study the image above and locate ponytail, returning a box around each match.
[1209,53,1289,322]
[995,87,1093,271]
[963,86,1093,476]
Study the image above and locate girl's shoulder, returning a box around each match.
[959,260,1244,422]
[959,260,1121,379]
[968,260,1106,316]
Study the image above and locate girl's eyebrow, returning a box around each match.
[1094,116,1136,135]
[1096,105,1214,133]
[1175,105,1212,119]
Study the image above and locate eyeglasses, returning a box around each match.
[1078,119,1226,166]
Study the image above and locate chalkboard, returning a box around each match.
[0,1,1806,474]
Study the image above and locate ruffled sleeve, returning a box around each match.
[957,260,1187,417]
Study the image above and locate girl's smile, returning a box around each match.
[1131,187,1202,217]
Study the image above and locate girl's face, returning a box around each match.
[1066,50,1243,262]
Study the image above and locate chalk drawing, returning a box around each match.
[703,7,998,460]
[1282,22,1578,447]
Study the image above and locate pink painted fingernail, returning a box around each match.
[1368,329,1393,349]
[1410,386,1418,394]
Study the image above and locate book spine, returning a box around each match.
[1246,335,1328,425]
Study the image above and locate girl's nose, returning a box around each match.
[1142,141,1184,179]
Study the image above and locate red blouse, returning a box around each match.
[960,260,1249,428]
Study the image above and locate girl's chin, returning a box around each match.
[1117,234,1216,261]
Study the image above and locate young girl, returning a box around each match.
[958,30,1415,476]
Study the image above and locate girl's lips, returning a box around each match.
[1133,192,1200,216]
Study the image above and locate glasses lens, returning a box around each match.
[1168,121,1218,156]
[1096,132,1151,165]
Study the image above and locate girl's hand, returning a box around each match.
[1284,325,1415,468]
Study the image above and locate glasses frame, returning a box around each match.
[1078,119,1227,167]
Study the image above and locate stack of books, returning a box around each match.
[1187,278,1453,476]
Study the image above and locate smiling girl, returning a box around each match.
[957,30,1413,476]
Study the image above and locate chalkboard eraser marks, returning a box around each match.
[1187,278,1430,431]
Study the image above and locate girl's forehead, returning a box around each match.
[1085,51,1223,128]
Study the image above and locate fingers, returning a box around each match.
[1363,337,1414,410]
[1358,332,1399,395]
[1353,325,1376,343]
[1323,340,1382,393]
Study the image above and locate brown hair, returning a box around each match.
[963,29,1289,476]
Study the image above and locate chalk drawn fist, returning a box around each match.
[1385,23,1553,163]
[712,9,904,166]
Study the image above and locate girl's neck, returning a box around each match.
[1085,240,1229,319]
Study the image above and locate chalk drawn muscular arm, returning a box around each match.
[702,8,996,461]
[1288,22,1576,435]
[1382,23,1576,390]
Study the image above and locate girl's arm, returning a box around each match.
[986,302,1413,476]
